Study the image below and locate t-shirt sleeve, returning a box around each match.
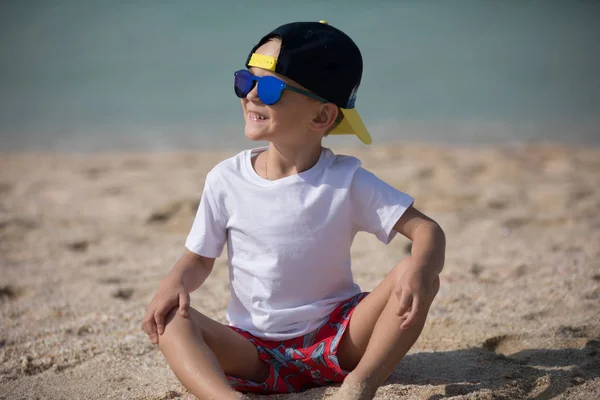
[184,172,227,258]
[350,167,414,244]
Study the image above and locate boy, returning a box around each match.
[142,21,445,400]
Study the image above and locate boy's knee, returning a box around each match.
[158,308,206,351]
[391,257,412,275]
[161,307,210,339]
[158,308,185,344]
[161,307,200,338]
[388,258,409,285]
[164,307,179,324]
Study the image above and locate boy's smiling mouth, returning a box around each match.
[248,111,268,121]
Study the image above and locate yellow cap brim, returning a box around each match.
[329,108,372,145]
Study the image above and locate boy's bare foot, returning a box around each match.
[329,381,375,400]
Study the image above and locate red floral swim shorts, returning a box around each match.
[226,292,369,394]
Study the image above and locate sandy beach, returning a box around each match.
[1,142,599,399]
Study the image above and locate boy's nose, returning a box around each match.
[246,82,262,104]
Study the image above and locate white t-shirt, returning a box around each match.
[185,146,414,340]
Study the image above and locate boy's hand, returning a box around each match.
[142,278,190,344]
[394,263,440,329]
[392,206,445,330]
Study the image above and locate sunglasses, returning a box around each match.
[234,69,328,105]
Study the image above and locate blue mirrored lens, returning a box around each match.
[258,76,285,105]
[234,70,254,98]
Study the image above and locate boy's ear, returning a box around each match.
[310,103,339,132]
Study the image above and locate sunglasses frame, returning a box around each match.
[234,69,329,105]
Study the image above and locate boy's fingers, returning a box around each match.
[397,291,412,317]
[155,309,167,336]
[142,312,159,344]
[401,296,422,329]
[179,291,190,317]
[142,309,155,333]
[155,297,179,334]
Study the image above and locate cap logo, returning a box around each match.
[346,84,359,108]
[248,53,277,71]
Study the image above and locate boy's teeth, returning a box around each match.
[250,112,266,120]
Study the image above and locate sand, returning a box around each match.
[1,142,599,399]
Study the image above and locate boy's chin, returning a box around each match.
[244,127,270,142]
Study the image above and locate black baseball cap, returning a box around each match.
[245,20,372,144]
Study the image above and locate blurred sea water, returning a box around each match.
[1,0,599,152]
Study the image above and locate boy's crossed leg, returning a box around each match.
[157,256,438,400]
[158,307,269,400]
[334,256,440,400]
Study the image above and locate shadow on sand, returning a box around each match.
[385,337,599,399]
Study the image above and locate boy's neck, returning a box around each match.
[263,141,323,180]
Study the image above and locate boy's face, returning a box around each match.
[241,39,323,144]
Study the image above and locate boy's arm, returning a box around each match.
[393,206,446,276]
[391,205,446,328]
[170,250,216,293]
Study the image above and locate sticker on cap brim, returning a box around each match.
[248,53,277,71]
